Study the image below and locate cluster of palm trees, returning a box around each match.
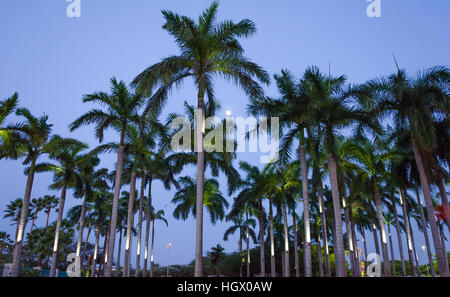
[0,1,448,277]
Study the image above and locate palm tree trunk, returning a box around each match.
[282,200,290,277]
[299,140,312,277]
[82,227,92,271]
[436,170,450,235]
[411,140,449,276]
[144,178,152,277]
[416,187,436,277]
[372,224,380,257]
[124,171,137,277]
[362,228,368,262]
[387,226,396,276]
[246,210,250,277]
[318,182,331,277]
[75,196,88,272]
[134,178,145,277]
[292,211,299,277]
[135,177,145,277]
[439,224,448,270]
[239,234,243,277]
[50,183,67,277]
[327,154,346,277]
[150,220,155,277]
[105,143,125,277]
[351,221,361,277]
[393,206,406,276]
[91,227,100,277]
[317,233,324,277]
[269,199,276,277]
[100,225,109,277]
[343,203,356,276]
[399,189,416,276]
[373,184,390,276]
[258,200,265,277]
[29,215,37,234]
[194,95,205,277]
[45,209,51,229]
[14,211,21,243]
[116,228,122,277]
[409,220,422,277]
[11,159,35,277]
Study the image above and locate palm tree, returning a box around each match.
[235,161,268,277]
[248,69,313,276]
[306,67,380,276]
[89,190,113,277]
[4,107,56,276]
[143,149,181,277]
[362,66,450,276]
[208,244,225,276]
[3,198,24,244]
[66,163,110,273]
[148,208,168,277]
[29,197,46,233]
[223,213,256,277]
[70,78,146,276]
[75,165,110,273]
[33,136,89,277]
[340,137,393,276]
[41,195,58,230]
[172,176,229,225]
[131,1,269,276]
[384,188,408,277]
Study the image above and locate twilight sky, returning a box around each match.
[0,0,449,268]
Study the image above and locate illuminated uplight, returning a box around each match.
[226,110,232,116]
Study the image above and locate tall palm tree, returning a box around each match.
[384,188,407,277]
[340,137,393,276]
[248,69,313,276]
[143,149,181,277]
[70,78,146,276]
[4,107,56,276]
[235,161,269,277]
[132,1,269,276]
[34,136,89,277]
[362,66,450,276]
[306,67,380,276]
[75,166,110,273]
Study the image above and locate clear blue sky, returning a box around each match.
[0,0,449,268]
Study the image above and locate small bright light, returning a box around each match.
[422,245,426,250]
[226,110,232,116]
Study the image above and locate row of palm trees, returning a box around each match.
[1,1,448,277]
